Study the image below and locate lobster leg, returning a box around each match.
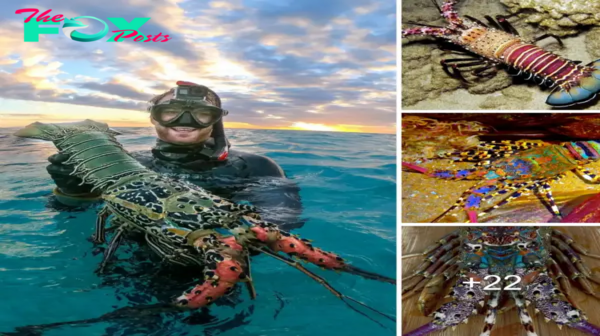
[483,15,502,30]
[532,33,564,48]
[175,233,248,309]
[403,248,460,298]
[417,258,461,316]
[551,244,600,300]
[255,246,395,324]
[477,181,537,221]
[547,258,572,297]
[238,219,396,284]
[575,166,600,183]
[511,291,538,336]
[551,236,592,277]
[552,229,600,261]
[96,227,124,274]
[402,27,452,39]
[472,65,498,78]
[403,273,485,336]
[92,206,111,244]
[496,15,520,36]
[432,181,499,222]
[403,230,460,282]
[480,289,502,336]
[524,272,600,335]
[464,15,488,28]
[535,181,563,219]
[244,252,257,299]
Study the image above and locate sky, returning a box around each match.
[0,0,396,134]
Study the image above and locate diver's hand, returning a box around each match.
[46,153,101,197]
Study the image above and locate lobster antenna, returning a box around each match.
[251,246,396,325]
[430,0,442,13]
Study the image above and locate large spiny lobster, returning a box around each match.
[403,139,600,223]
[14,120,395,325]
[402,227,600,336]
[402,0,600,107]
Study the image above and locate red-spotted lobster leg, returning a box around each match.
[174,232,251,309]
[246,221,396,284]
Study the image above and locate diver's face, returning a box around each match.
[150,92,214,145]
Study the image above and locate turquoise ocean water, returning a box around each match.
[0,127,396,336]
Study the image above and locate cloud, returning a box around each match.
[1,0,396,133]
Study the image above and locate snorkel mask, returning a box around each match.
[148,82,229,128]
[148,81,230,161]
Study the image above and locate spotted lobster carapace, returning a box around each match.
[13,120,396,327]
[402,227,600,336]
[402,0,600,107]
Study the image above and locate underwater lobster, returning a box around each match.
[402,227,600,336]
[14,120,395,325]
[403,139,600,223]
[402,0,600,107]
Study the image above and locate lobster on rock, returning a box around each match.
[14,120,396,325]
[403,139,600,223]
[402,0,600,107]
[402,227,600,336]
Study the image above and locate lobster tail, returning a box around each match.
[14,120,121,144]
[547,59,600,107]
[14,119,147,192]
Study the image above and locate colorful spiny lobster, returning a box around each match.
[14,120,395,325]
[402,227,600,336]
[403,139,600,223]
[402,0,600,107]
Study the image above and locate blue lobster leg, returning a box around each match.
[476,181,539,222]
[431,181,499,222]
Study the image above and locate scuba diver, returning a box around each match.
[46,80,304,231]
[34,81,305,335]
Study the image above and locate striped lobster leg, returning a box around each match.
[92,206,111,244]
[480,289,501,336]
[511,291,538,336]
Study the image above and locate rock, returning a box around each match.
[500,0,600,36]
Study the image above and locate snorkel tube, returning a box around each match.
[192,81,230,161]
